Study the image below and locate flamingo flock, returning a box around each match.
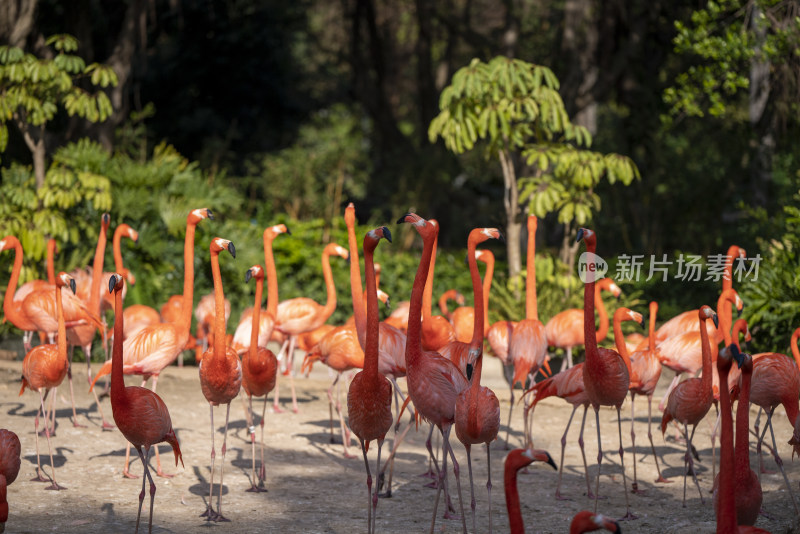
[1,206,798,534]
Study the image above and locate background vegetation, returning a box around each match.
[1,0,798,360]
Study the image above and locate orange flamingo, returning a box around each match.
[107,273,183,534]
[569,511,622,533]
[90,208,212,478]
[1,236,46,353]
[0,428,21,530]
[545,277,622,372]
[273,242,349,413]
[99,223,138,313]
[660,305,717,507]
[576,228,635,519]
[508,215,548,446]
[19,271,75,490]
[451,249,494,343]
[503,448,557,534]
[438,288,465,322]
[347,226,394,534]
[420,220,457,352]
[398,212,469,532]
[453,227,503,532]
[198,238,241,522]
[240,265,278,492]
[713,347,761,525]
[622,302,668,489]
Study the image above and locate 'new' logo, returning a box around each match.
[577,252,608,283]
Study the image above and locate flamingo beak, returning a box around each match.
[284,227,292,235]
[575,228,585,242]
[712,312,719,329]
[206,209,215,220]
[245,269,252,283]
[69,278,77,294]
[396,213,411,224]
[382,227,392,243]
[108,274,118,293]
[227,242,236,258]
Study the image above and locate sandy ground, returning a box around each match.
[1,347,800,534]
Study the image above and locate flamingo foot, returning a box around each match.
[654,475,672,484]
[281,367,291,376]
[72,420,87,429]
[214,514,231,523]
[200,506,218,521]
[758,508,774,519]
[760,466,778,475]
[122,469,139,479]
[443,510,461,521]
[586,490,606,500]
[342,451,357,460]
[31,470,50,483]
[246,484,268,493]
[618,512,638,521]
[423,480,439,489]
[417,469,437,480]
[156,469,176,479]
[101,420,115,430]
[292,406,299,414]
[631,487,647,495]
[45,482,66,491]
[272,405,284,414]
[555,491,571,501]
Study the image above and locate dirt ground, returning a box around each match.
[1,347,800,534]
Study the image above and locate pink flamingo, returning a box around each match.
[198,238,242,521]
[420,220,457,352]
[503,448,557,534]
[570,511,623,533]
[0,428,21,530]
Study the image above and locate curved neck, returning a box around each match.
[210,249,227,359]
[88,220,109,313]
[699,316,713,392]
[525,216,538,321]
[56,282,67,359]
[791,329,800,367]
[348,216,367,351]
[178,219,199,336]
[583,241,599,365]
[422,233,438,320]
[112,226,125,273]
[468,239,484,351]
[263,233,279,317]
[2,239,23,319]
[363,238,380,378]
[111,285,125,404]
[595,284,611,340]
[504,462,525,534]
[318,247,339,324]
[717,289,737,345]
[247,275,264,364]
[735,361,752,475]
[46,239,56,284]
[717,360,736,533]
[407,228,435,367]
[722,245,739,294]
[438,289,456,319]
[612,311,633,376]
[481,252,494,332]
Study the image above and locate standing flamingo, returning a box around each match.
[240,265,278,492]
[576,228,635,520]
[90,208,213,478]
[660,305,718,507]
[19,272,76,490]
[347,226,393,534]
[503,448,557,534]
[398,212,469,533]
[273,242,349,413]
[198,238,241,521]
[0,429,21,531]
[453,227,503,533]
[107,273,183,534]
[421,220,457,352]
[507,215,549,447]
[545,277,622,372]
[451,249,494,343]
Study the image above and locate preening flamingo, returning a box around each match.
[90,208,212,477]
[198,238,242,522]
[347,226,394,534]
[507,215,548,447]
[545,277,622,372]
[660,305,717,507]
[503,448,557,534]
[19,271,76,490]
[107,273,183,534]
[451,250,493,344]
[577,228,635,520]
[453,227,503,533]
[569,511,622,533]
[420,220,457,352]
[240,265,278,492]
[398,212,469,533]
[0,429,21,530]
[273,241,349,413]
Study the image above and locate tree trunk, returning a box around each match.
[415,0,437,144]
[32,137,46,190]
[748,3,772,208]
[499,148,522,297]
[0,0,38,48]
[561,0,599,134]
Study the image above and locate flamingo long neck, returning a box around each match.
[2,238,23,320]
[612,310,633,377]
[504,460,525,534]
[438,290,454,319]
[717,289,737,345]
[582,240,599,365]
[318,247,339,326]
[699,316,713,395]
[46,239,56,285]
[467,354,485,437]
[648,303,657,352]
[56,282,67,365]
[791,328,800,366]
[784,332,800,425]
[525,216,539,321]
[406,227,436,369]
[88,219,109,313]
[722,245,740,294]
[422,232,438,320]
[263,232,279,318]
[363,237,380,380]
[468,238,485,352]
[731,320,746,350]
[347,212,367,351]
[178,218,198,337]
[247,273,264,368]
[210,248,227,363]
[110,284,126,405]
[112,226,125,273]
[481,252,494,334]
[595,283,611,340]
[735,359,753,477]
[717,359,736,533]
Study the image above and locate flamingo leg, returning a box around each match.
[150,375,174,478]
[378,412,414,498]
[648,395,670,483]
[84,343,113,430]
[359,438,373,534]
[684,424,704,506]
[577,405,598,499]
[216,403,232,522]
[503,379,515,449]
[421,423,438,483]
[766,408,800,514]
[272,338,290,413]
[710,409,720,481]
[327,375,337,443]
[593,406,603,513]
[31,389,49,483]
[465,444,476,533]
[135,446,157,534]
[372,439,384,533]
[443,426,468,533]
[616,406,636,520]
[555,404,578,500]
[202,404,217,521]
[486,444,493,534]
[245,395,263,493]
[285,336,299,413]
[134,446,147,534]
[39,389,64,490]
[66,347,85,428]
[259,395,268,486]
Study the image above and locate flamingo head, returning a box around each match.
[377,289,391,309]
[699,305,718,329]
[108,273,124,293]
[246,265,264,283]
[522,448,557,470]
[0,235,20,252]
[189,208,214,224]
[211,238,235,258]
[397,212,437,239]
[121,268,136,285]
[344,202,356,228]
[101,212,110,228]
[57,272,77,294]
[571,511,622,533]
[575,227,595,245]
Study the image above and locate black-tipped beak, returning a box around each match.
[545,453,557,470]
[133,235,139,244]
[466,363,474,381]
[638,315,645,327]
[284,227,292,235]
[207,209,215,220]
[737,306,743,318]
[69,278,77,294]
[397,213,411,224]
[712,312,719,329]
[227,242,236,258]
[108,275,117,293]
[575,228,585,243]
[245,269,252,283]
[730,344,744,368]
[102,213,110,224]
[497,232,505,243]
[382,227,392,243]
[384,297,391,311]
[464,254,470,267]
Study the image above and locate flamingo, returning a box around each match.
[453,227,503,532]
[106,273,183,534]
[198,238,242,522]
[18,271,76,490]
[438,288,465,322]
[507,215,549,446]
[90,208,212,478]
[194,292,228,360]
[0,428,21,530]
[347,226,394,534]
[545,277,621,373]
[503,448,557,534]
[272,241,349,413]
[576,228,635,520]
[240,265,278,492]
[660,305,717,507]
[622,302,668,489]
[420,220,457,352]
[713,348,761,525]
[569,511,623,533]
[99,223,138,313]
[398,212,469,533]
[451,249,494,344]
